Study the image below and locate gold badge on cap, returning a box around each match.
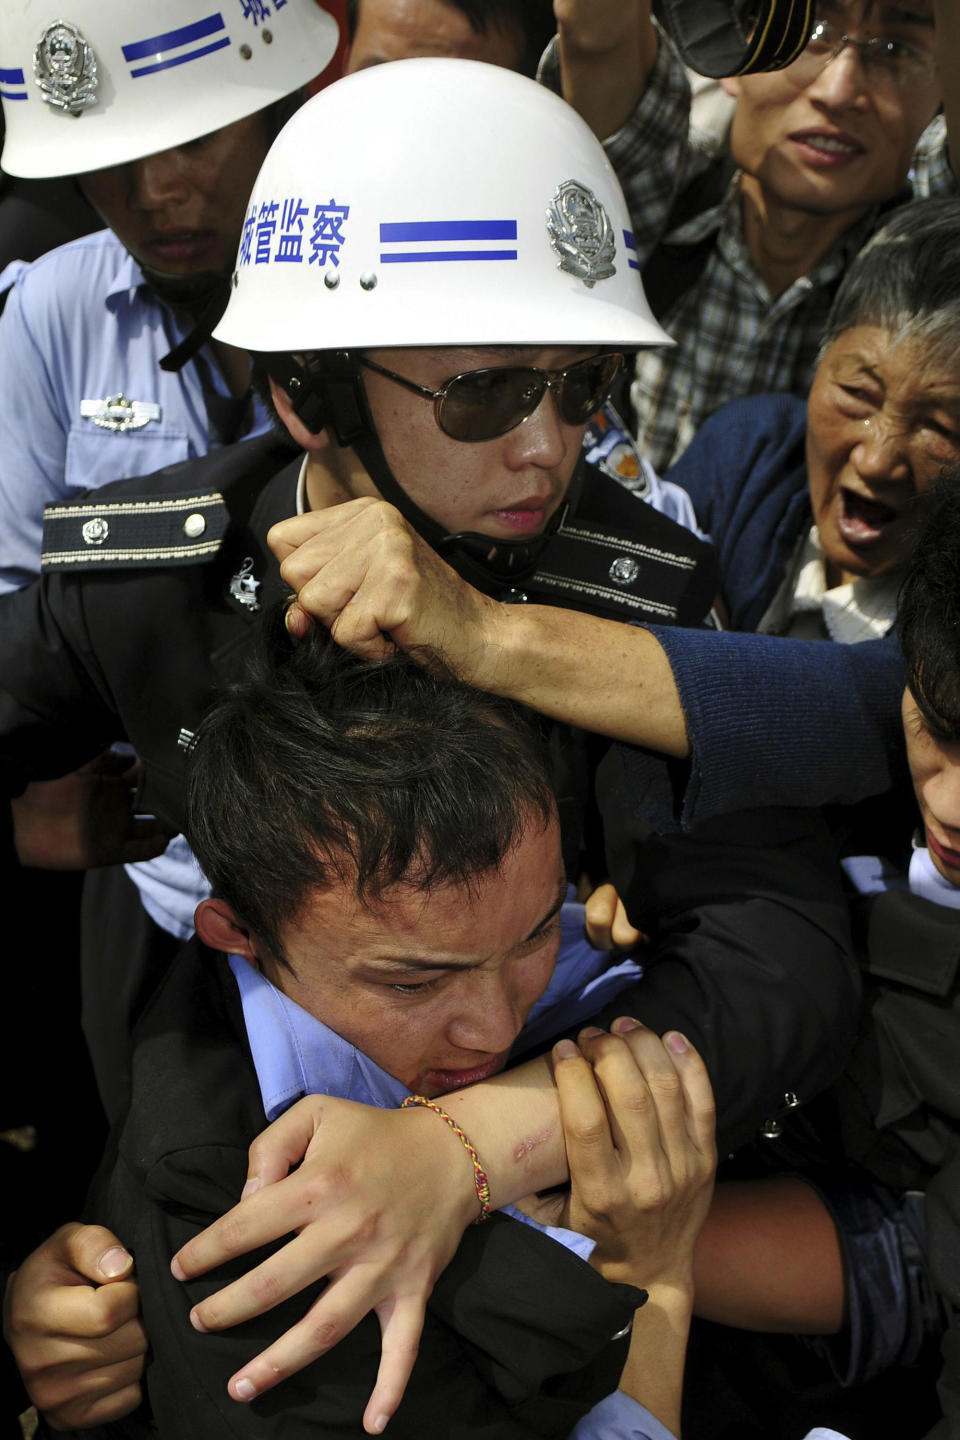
[546,179,616,290]
[34,20,99,115]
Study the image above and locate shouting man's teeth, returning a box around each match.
[805,135,856,154]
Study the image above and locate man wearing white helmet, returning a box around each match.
[0,56,856,1413]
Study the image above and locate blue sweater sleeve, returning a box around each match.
[636,627,906,829]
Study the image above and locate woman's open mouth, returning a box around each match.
[836,488,899,547]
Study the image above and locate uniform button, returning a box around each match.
[183,512,206,539]
[609,556,639,586]
[81,517,109,545]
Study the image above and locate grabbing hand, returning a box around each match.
[3,1223,147,1430]
[268,498,504,680]
[12,752,174,869]
[170,1094,480,1434]
[553,1019,716,1291]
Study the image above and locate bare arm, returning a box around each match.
[693,1177,845,1334]
[270,500,691,758]
[555,0,659,141]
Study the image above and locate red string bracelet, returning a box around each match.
[401,1095,492,1223]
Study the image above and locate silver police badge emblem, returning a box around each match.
[34,20,99,115]
[79,394,161,433]
[546,180,616,289]
[229,556,261,612]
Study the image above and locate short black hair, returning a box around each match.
[344,0,556,77]
[821,197,960,374]
[899,467,960,740]
[186,608,557,964]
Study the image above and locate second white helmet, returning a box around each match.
[0,0,339,178]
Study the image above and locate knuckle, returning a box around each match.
[248,1268,287,1310]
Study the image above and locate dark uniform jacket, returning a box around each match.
[0,429,859,1156]
[80,940,644,1440]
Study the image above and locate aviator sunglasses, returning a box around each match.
[357,351,624,443]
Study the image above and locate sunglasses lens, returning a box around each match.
[556,353,623,424]
[438,367,548,442]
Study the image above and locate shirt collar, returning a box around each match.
[104,245,151,307]
[229,954,410,1119]
[764,525,899,644]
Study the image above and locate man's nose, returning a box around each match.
[807,42,870,110]
[447,976,525,1056]
[126,148,191,211]
[925,765,960,835]
[502,389,568,470]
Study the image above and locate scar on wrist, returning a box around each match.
[513,1127,554,1164]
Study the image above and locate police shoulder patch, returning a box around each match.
[41,488,228,572]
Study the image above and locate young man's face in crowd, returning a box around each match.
[80,113,274,277]
[228,811,566,1097]
[903,687,960,884]
[724,0,941,225]
[348,344,599,539]
[345,0,527,73]
[804,325,960,582]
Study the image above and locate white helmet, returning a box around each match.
[0,0,339,178]
[215,56,671,352]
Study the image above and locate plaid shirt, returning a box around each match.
[542,33,957,475]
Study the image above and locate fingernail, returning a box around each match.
[189,1308,208,1333]
[99,1246,132,1278]
[371,1416,390,1434]
[578,1026,604,1039]
[611,1016,641,1034]
[170,1255,186,1281]
[233,1378,256,1402]
[665,1031,689,1054]
[553,1038,579,1060]
[241,1177,261,1200]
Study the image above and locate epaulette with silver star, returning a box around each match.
[40,488,229,573]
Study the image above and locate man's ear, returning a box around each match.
[195,897,260,960]
[269,377,331,453]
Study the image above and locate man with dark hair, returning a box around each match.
[57,612,716,1439]
[343,0,556,78]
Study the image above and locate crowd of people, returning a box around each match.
[0,1,958,1437]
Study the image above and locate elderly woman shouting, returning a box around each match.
[667,197,960,645]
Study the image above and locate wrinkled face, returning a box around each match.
[353,345,597,538]
[346,0,526,72]
[805,326,960,581]
[725,0,940,221]
[267,812,565,1097]
[80,113,273,276]
[903,689,960,884]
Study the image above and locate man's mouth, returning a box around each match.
[790,129,864,165]
[836,487,900,546]
[141,230,218,266]
[421,1057,506,1095]
[926,825,960,872]
[490,497,553,536]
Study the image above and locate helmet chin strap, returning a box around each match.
[270,351,574,590]
[139,263,233,373]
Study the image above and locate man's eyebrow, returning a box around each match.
[366,876,568,974]
[878,5,935,27]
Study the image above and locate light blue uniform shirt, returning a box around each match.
[230,899,668,1439]
[0,228,271,938]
